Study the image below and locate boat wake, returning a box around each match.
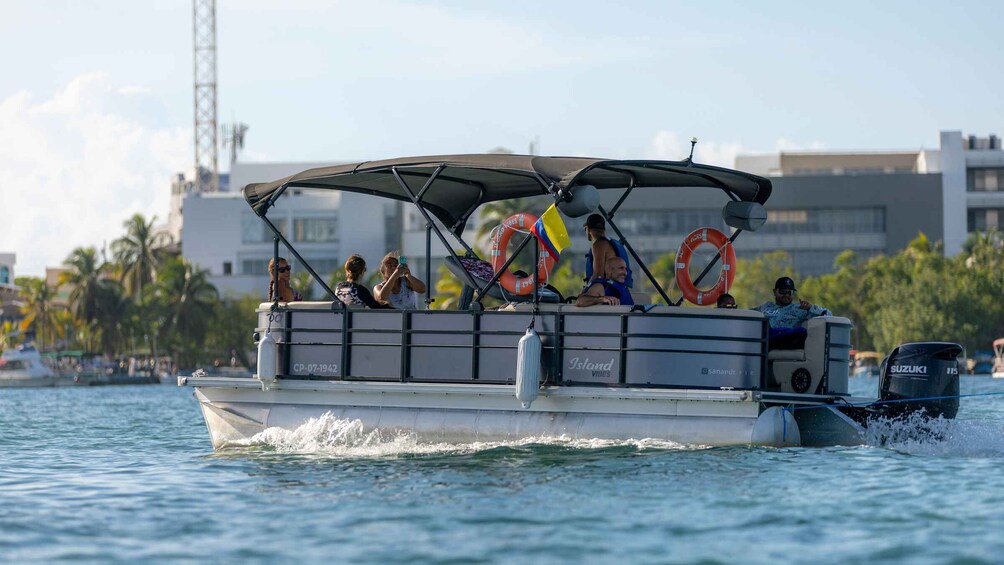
[864,412,1004,457]
[228,412,696,457]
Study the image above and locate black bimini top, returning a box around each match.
[243,154,772,234]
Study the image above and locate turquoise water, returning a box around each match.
[3,377,1004,563]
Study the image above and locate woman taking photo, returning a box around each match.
[373,252,427,309]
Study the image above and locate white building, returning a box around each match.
[179,162,404,298]
[0,252,17,322]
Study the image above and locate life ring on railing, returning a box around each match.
[676,227,736,306]
[490,212,557,295]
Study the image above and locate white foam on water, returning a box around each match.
[864,412,1004,457]
[230,412,695,457]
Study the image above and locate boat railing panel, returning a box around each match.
[257,303,773,389]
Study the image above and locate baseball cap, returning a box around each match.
[774,276,797,291]
[583,213,605,229]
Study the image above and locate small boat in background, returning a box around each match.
[0,345,56,387]
[852,351,883,378]
[993,339,1004,379]
[969,350,995,375]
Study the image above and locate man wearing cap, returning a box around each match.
[754,276,830,349]
[583,213,633,288]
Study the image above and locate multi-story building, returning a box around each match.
[0,252,17,322]
[178,162,401,297]
[727,130,1003,275]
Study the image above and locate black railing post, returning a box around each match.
[597,205,672,305]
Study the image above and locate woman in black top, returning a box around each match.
[335,254,392,309]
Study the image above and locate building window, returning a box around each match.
[760,208,883,235]
[968,168,1003,192]
[242,215,288,243]
[293,217,338,243]
[0,265,8,284]
[968,208,1004,232]
[223,262,232,276]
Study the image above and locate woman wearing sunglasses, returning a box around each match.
[267,257,303,302]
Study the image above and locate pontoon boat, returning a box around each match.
[179,155,962,449]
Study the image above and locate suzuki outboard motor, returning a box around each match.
[878,342,962,419]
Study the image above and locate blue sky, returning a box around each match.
[1,0,1002,276]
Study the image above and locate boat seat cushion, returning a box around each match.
[768,349,805,362]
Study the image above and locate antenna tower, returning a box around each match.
[193,0,218,192]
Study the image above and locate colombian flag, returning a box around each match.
[531,204,571,261]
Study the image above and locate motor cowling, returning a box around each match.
[878,342,962,419]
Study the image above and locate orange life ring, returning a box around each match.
[490,212,558,295]
[675,227,736,306]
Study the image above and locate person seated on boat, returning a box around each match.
[583,213,634,288]
[754,276,830,349]
[372,252,427,309]
[335,254,392,309]
[267,257,303,302]
[716,293,738,309]
[576,257,634,307]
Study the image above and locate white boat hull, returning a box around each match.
[185,376,800,449]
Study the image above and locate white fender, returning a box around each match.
[256,331,278,389]
[515,327,542,408]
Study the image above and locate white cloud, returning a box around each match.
[645,131,744,168]
[646,131,831,168]
[0,73,189,278]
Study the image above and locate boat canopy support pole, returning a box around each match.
[391,166,484,295]
[608,176,636,217]
[262,215,337,299]
[425,221,433,306]
[271,236,279,304]
[673,228,744,306]
[597,205,673,306]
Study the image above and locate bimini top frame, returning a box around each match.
[244,154,773,307]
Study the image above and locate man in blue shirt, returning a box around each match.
[754,276,830,348]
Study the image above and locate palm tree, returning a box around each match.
[112,214,173,301]
[155,258,218,366]
[474,198,537,247]
[18,278,59,351]
[60,246,112,324]
[1,320,20,351]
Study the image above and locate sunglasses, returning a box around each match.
[277,266,291,273]
[776,289,793,296]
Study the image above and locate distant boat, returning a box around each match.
[0,345,56,387]
[969,349,995,375]
[852,351,883,378]
[993,339,1004,379]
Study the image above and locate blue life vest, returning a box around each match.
[593,278,634,306]
[585,236,634,288]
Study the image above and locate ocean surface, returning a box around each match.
[3,377,1004,563]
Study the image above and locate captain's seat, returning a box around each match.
[768,316,852,396]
